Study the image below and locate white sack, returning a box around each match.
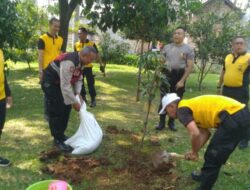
[65,96,103,155]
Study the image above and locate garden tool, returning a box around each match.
[152,150,185,169]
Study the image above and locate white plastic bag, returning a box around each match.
[65,96,103,155]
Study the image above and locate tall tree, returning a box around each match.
[58,0,83,51]
[0,0,19,48]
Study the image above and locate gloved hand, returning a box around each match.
[100,65,105,73]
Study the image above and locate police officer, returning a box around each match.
[156,27,194,131]
[160,93,250,190]
[41,46,97,152]
[74,27,104,107]
[218,36,250,149]
[0,49,12,166]
[38,17,63,120]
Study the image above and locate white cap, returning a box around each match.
[159,93,180,115]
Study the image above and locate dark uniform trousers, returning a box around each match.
[81,67,96,101]
[0,99,6,138]
[158,69,185,126]
[42,68,72,142]
[222,86,250,143]
[199,107,250,190]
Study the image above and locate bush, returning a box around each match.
[99,33,133,65]
[3,48,37,70]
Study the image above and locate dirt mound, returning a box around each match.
[42,156,112,184]
[114,146,176,185]
[105,125,132,135]
[39,148,61,162]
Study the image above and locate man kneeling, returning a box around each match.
[159,93,250,190]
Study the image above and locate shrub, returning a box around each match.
[99,33,132,65]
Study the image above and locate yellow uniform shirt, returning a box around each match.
[0,49,6,100]
[178,95,245,128]
[38,33,63,69]
[74,39,98,68]
[223,53,250,87]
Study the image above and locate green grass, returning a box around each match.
[0,62,249,190]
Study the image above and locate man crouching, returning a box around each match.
[159,93,250,190]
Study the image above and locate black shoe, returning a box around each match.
[83,96,88,104]
[239,139,248,150]
[168,121,177,131]
[155,122,165,130]
[62,135,69,142]
[54,139,72,152]
[191,171,203,182]
[90,100,96,107]
[0,157,11,167]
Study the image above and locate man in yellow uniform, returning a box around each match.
[159,93,250,190]
[0,49,13,166]
[74,27,104,107]
[218,36,250,149]
[38,18,63,120]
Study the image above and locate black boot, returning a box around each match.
[54,139,72,152]
[238,139,248,149]
[191,171,203,182]
[90,97,96,107]
[155,114,166,130]
[168,118,177,131]
[82,96,88,104]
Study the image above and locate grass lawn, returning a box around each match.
[0,62,249,190]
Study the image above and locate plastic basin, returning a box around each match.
[26,180,73,190]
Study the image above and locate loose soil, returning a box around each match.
[40,127,180,189]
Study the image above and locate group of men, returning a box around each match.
[38,18,104,151]
[0,17,249,190]
[158,27,250,190]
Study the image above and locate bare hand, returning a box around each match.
[6,96,13,109]
[77,94,84,104]
[185,151,199,161]
[176,80,184,90]
[72,103,81,112]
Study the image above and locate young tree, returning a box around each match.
[139,52,170,147]
[85,0,179,101]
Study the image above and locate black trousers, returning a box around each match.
[222,86,250,141]
[41,81,72,141]
[199,108,250,190]
[0,99,6,138]
[158,69,185,125]
[81,67,96,100]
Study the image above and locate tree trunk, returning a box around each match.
[140,99,152,148]
[58,0,81,52]
[73,5,80,48]
[198,59,205,91]
[27,61,31,70]
[147,41,151,51]
[136,39,144,102]
[134,40,139,53]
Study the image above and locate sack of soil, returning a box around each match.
[65,96,103,155]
